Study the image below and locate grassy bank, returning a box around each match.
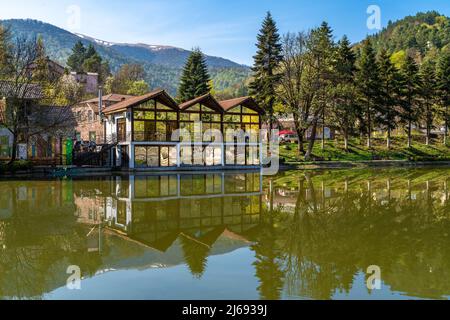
[280,136,450,163]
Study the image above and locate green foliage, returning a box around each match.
[126,80,149,96]
[377,48,401,133]
[67,41,86,73]
[104,63,149,96]
[369,11,450,59]
[249,12,283,126]
[177,48,211,102]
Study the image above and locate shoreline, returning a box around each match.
[0,160,449,178]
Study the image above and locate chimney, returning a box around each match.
[98,86,103,120]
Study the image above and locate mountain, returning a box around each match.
[366,11,450,61]
[0,19,251,96]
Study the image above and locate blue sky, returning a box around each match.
[0,0,449,65]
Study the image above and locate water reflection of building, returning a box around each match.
[104,172,263,252]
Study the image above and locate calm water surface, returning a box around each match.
[1,168,450,300]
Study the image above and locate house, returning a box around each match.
[70,72,99,94]
[102,89,264,169]
[275,115,334,139]
[72,93,133,144]
[0,80,75,163]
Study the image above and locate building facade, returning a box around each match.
[72,93,132,144]
[102,90,264,170]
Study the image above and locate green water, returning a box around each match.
[0,168,449,300]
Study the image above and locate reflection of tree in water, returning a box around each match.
[0,184,103,299]
[251,178,285,300]
[179,234,210,279]
[262,169,450,299]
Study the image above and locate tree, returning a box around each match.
[66,41,86,73]
[278,32,310,154]
[177,48,211,102]
[305,22,335,159]
[399,55,422,148]
[0,36,77,163]
[104,63,149,95]
[330,36,357,151]
[436,50,450,145]
[67,42,110,84]
[126,80,149,96]
[419,59,437,146]
[249,12,283,133]
[356,39,381,148]
[377,49,401,149]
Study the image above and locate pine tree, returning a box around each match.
[331,35,357,151]
[356,39,381,148]
[249,12,282,132]
[377,49,401,149]
[315,22,335,151]
[32,36,49,83]
[399,55,421,148]
[177,48,211,102]
[420,59,437,146]
[436,50,450,145]
[0,25,11,76]
[67,41,86,73]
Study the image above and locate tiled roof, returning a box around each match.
[0,81,43,100]
[81,94,133,104]
[102,89,178,114]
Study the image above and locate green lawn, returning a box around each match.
[279,136,450,163]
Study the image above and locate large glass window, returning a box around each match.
[179,104,222,143]
[133,99,178,142]
[134,145,177,168]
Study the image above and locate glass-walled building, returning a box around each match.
[102,90,264,170]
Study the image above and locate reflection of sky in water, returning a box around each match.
[45,248,260,300]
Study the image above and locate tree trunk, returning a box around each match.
[297,129,305,155]
[445,106,448,145]
[387,127,391,150]
[367,103,372,149]
[321,108,325,150]
[426,124,431,146]
[8,133,17,165]
[407,120,412,148]
[344,131,349,152]
[305,117,318,161]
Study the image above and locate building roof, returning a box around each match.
[82,94,134,105]
[0,81,43,100]
[102,89,178,114]
[179,93,224,113]
[219,96,264,114]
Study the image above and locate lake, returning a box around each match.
[0,168,449,300]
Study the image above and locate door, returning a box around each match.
[121,145,130,168]
[117,118,126,142]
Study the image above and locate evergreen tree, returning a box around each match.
[419,59,437,146]
[0,25,11,77]
[315,22,335,151]
[32,36,49,83]
[436,50,450,145]
[331,35,357,151]
[356,39,381,148]
[399,55,422,148]
[377,49,401,149]
[249,12,282,132]
[177,48,211,102]
[67,41,86,73]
